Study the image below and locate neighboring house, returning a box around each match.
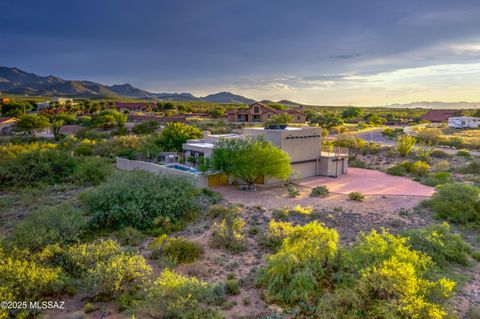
[114,102,157,113]
[183,126,348,184]
[226,102,306,123]
[0,117,18,135]
[52,97,74,105]
[420,109,462,122]
[36,102,51,110]
[448,116,480,129]
[1,98,10,104]
[128,114,186,123]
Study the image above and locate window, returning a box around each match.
[254,106,260,113]
[297,116,301,120]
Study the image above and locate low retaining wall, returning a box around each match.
[116,157,209,188]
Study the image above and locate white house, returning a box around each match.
[448,116,480,129]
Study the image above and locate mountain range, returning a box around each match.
[0,66,257,104]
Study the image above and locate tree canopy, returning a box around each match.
[211,137,291,187]
[13,114,50,136]
[158,122,203,152]
[342,107,363,119]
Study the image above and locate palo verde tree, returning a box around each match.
[264,114,292,128]
[13,114,50,136]
[158,122,203,152]
[210,137,291,189]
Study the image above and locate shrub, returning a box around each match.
[403,223,472,266]
[359,142,381,155]
[79,170,198,230]
[349,158,366,168]
[348,192,365,202]
[396,135,416,157]
[0,249,63,301]
[410,160,430,176]
[137,269,222,319]
[457,149,471,157]
[210,207,246,253]
[431,149,450,159]
[10,203,85,251]
[149,235,203,264]
[114,227,146,246]
[132,121,159,134]
[259,220,295,250]
[425,172,454,187]
[73,156,112,186]
[225,279,240,295]
[415,141,434,162]
[386,161,411,176]
[417,128,442,145]
[86,253,152,299]
[461,160,480,175]
[74,143,94,156]
[310,185,329,197]
[0,149,77,187]
[287,184,300,197]
[257,221,338,305]
[423,183,480,226]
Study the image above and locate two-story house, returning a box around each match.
[226,102,306,123]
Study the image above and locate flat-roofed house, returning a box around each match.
[226,102,306,123]
[114,102,156,113]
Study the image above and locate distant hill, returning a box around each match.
[277,99,304,107]
[0,66,256,103]
[385,101,480,109]
[201,91,255,104]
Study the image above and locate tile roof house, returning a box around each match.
[0,117,18,135]
[226,102,306,123]
[113,102,157,113]
[420,109,462,122]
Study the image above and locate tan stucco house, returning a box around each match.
[226,102,306,124]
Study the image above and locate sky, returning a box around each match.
[1,0,480,105]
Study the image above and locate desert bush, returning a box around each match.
[461,160,480,175]
[80,170,198,230]
[310,185,329,197]
[457,149,471,157]
[0,149,77,187]
[386,161,411,176]
[287,184,300,197]
[132,121,159,134]
[0,248,63,303]
[258,220,295,250]
[410,160,430,176]
[417,128,442,145]
[85,253,152,299]
[137,269,223,319]
[349,158,366,168]
[431,149,450,159]
[403,223,472,266]
[423,183,480,226]
[396,135,416,157]
[257,221,338,305]
[10,203,85,251]
[73,156,112,186]
[359,142,382,155]
[74,143,94,156]
[210,206,246,253]
[114,227,146,246]
[149,235,203,264]
[415,141,434,162]
[225,278,240,295]
[348,192,365,202]
[425,172,454,187]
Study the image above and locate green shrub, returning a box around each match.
[423,183,480,226]
[386,161,411,176]
[466,306,480,319]
[10,203,85,251]
[80,170,198,230]
[257,221,338,305]
[210,207,246,253]
[225,277,240,296]
[425,172,454,187]
[0,149,77,187]
[348,192,365,202]
[461,160,480,175]
[114,227,146,246]
[137,269,223,319]
[403,223,472,266]
[396,135,416,157]
[410,160,430,176]
[287,184,300,197]
[349,158,366,168]
[86,253,152,299]
[0,248,63,301]
[259,220,295,250]
[310,185,329,197]
[457,149,471,157]
[74,143,94,156]
[73,156,112,186]
[431,149,450,159]
[132,121,159,134]
[149,235,203,264]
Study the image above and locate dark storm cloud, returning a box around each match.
[1,0,480,93]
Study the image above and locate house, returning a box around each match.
[128,114,186,123]
[0,117,17,135]
[52,97,74,105]
[182,126,348,185]
[448,116,480,129]
[36,102,51,110]
[420,109,462,122]
[226,102,306,123]
[114,102,157,113]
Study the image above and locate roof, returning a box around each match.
[227,102,304,116]
[420,109,462,122]
[114,102,156,109]
[0,117,18,125]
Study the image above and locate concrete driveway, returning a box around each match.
[297,168,435,196]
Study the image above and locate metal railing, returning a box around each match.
[321,146,349,157]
